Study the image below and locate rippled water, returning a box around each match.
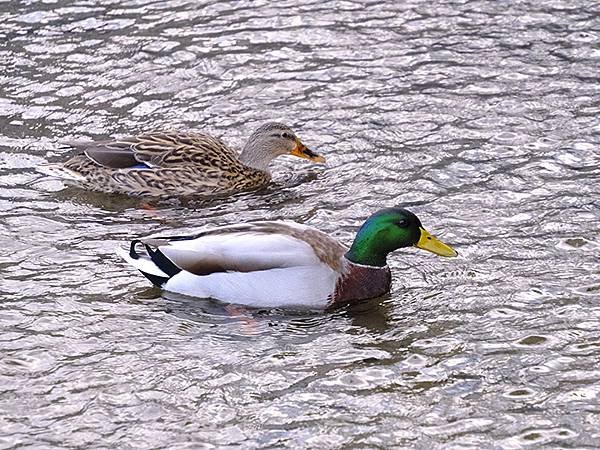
[1,0,600,447]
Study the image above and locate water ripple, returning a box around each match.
[1,0,600,448]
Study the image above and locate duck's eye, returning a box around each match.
[396,219,408,227]
[281,132,294,140]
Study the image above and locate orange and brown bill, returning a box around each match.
[290,139,326,163]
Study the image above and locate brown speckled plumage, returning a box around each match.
[41,123,323,197]
[60,132,269,197]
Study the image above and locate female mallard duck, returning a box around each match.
[117,208,458,309]
[38,122,325,197]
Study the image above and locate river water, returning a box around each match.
[1,0,600,448]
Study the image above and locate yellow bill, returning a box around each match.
[415,227,458,257]
[290,139,326,163]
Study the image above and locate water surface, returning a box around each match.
[1,0,600,448]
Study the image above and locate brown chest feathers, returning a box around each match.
[329,262,392,307]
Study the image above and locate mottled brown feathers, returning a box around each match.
[61,131,271,197]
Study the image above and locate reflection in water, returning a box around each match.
[344,295,394,334]
[1,0,600,447]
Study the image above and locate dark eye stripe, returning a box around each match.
[271,132,294,139]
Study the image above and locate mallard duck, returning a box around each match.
[116,207,458,309]
[38,122,325,197]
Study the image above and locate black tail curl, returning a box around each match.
[129,240,142,259]
[129,239,182,287]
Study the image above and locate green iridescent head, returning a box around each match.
[345,208,457,267]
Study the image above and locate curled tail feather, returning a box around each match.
[117,240,181,287]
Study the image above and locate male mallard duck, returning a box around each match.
[116,208,458,309]
[38,122,325,197]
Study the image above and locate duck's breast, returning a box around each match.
[329,262,392,306]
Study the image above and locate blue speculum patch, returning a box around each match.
[131,163,151,170]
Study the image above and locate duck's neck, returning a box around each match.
[239,141,273,172]
[345,245,388,268]
[344,223,391,267]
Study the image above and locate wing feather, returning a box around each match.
[143,222,347,275]
[67,131,241,170]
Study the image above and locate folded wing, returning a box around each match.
[67,132,240,170]
[137,222,346,276]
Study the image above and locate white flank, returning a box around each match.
[164,264,338,309]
